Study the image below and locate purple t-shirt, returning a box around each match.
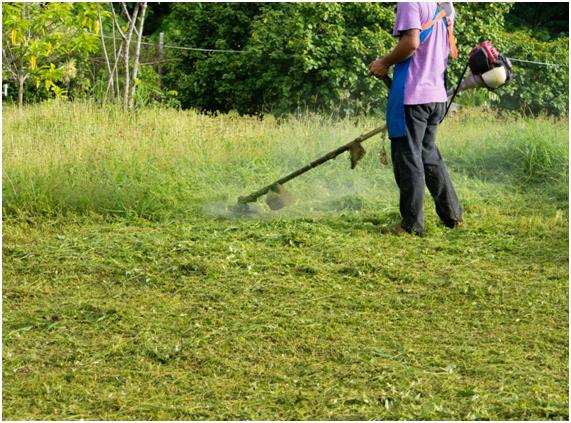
[393,2,453,105]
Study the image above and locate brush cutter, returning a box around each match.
[232,124,389,213]
[232,39,513,214]
[230,77,392,214]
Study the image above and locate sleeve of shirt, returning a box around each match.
[392,3,422,37]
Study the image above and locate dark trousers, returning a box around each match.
[390,103,462,234]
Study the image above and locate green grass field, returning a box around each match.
[3,101,569,420]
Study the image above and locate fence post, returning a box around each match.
[158,32,164,81]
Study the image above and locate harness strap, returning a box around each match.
[421,3,458,60]
[445,16,458,59]
[421,9,446,30]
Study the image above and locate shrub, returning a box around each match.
[494,31,569,116]
[162,2,396,116]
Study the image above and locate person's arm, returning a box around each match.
[368,29,420,79]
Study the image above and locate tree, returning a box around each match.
[2,2,100,107]
[97,2,148,109]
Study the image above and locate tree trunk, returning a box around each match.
[18,74,26,108]
[129,2,147,109]
[107,41,124,103]
[122,2,140,109]
[97,3,113,104]
[110,2,123,101]
[111,16,123,101]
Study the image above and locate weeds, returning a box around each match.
[515,124,569,183]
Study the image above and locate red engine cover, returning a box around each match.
[470,41,500,65]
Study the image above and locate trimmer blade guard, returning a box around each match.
[349,142,366,169]
[265,184,296,210]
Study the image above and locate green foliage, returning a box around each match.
[162,2,395,116]
[494,32,569,116]
[505,2,569,40]
[2,2,101,103]
[245,3,395,116]
[161,2,264,112]
[135,66,181,108]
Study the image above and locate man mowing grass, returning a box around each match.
[369,2,463,236]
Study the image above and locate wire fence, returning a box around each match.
[105,33,567,68]
[90,31,569,115]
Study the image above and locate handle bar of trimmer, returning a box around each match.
[382,75,392,90]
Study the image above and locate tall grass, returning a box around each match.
[2,101,568,220]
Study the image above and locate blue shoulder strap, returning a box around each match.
[420,6,442,43]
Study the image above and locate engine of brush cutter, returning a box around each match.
[454,41,514,94]
[468,41,513,89]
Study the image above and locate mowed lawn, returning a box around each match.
[2,102,569,420]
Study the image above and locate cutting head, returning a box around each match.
[230,200,261,216]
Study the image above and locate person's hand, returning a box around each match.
[368,58,390,79]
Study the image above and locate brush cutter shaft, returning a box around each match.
[238,125,387,204]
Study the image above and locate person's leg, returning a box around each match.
[390,104,430,234]
[422,102,463,227]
